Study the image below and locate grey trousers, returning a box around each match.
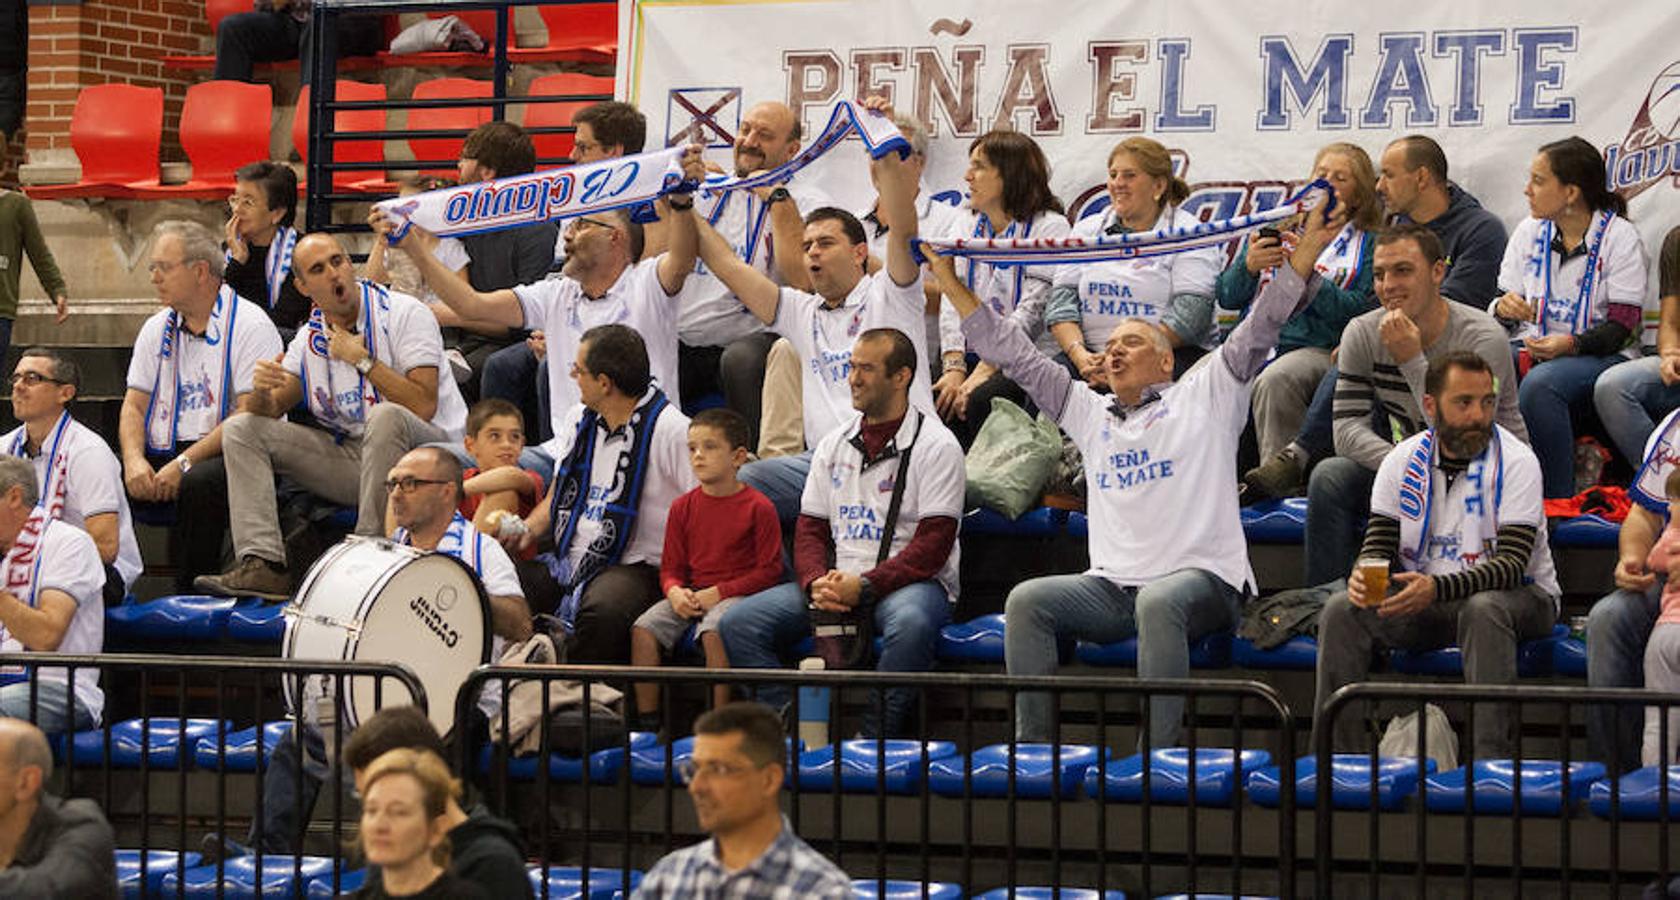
[1252,346,1332,458]
[1644,622,1680,767]
[1313,583,1556,759]
[223,405,448,563]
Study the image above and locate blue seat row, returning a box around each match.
[54,719,295,772]
[160,855,344,898]
[117,849,201,899]
[106,595,285,644]
[478,731,659,784]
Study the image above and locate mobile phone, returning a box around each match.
[1257,226,1281,241]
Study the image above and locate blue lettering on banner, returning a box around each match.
[1433,31,1505,127]
[1258,34,1354,130]
[1093,447,1176,492]
[1361,32,1437,128]
[1155,39,1215,132]
[1511,28,1576,123]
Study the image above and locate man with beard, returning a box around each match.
[682,101,831,450]
[1300,224,1526,586]
[1313,351,1559,760]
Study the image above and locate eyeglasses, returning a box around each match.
[383,476,449,493]
[227,194,261,210]
[568,216,619,234]
[676,759,757,783]
[572,139,602,156]
[9,372,64,387]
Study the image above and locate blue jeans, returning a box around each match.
[1588,583,1662,775]
[245,722,359,854]
[739,450,813,532]
[1004,570,1243,747]
[1519,353,1622,498]
[718,580,950,737]
[1595,356,1680,469]
[0,678,95,735]
[480,342,552,445]
[1296,367,1338,462]
[1304,456,1375,586]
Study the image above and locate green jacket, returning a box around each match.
[0,191,67,321]
[1215,233,1375,351]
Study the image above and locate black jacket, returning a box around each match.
[450,804,532,900]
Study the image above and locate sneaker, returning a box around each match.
[1242,446,1306,500]
[193,556,290,602]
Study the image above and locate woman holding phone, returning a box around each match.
[1217,141,1382,463]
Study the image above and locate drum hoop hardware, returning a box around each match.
[282,604,364,636]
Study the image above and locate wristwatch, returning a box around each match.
[354,356,375,376]
[174,455,192,475]
[766,187,792,205]
[857,575,877,607]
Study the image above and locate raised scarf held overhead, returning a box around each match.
[539,389,669,633]
[373,101,910,241]
[916,180,1338,268]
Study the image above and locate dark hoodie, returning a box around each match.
[1401,182,1509,310]
[449,804,531,900]
[0,794,117,899]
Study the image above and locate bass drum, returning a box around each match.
[282,536,491,738]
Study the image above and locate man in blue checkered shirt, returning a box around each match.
[633,702,851,898]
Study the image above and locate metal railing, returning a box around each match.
[1315,681,1680,898]
[0,652,426,899]
[455,665,1300,899]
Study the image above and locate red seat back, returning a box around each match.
[178,80,273,185]
[524,73,615,163]
[407,78,493,177]
[535,4,616,52]
[70,84,163,185]
[295,81,390,188]
[206,0,248,35]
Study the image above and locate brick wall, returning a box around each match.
[23,0,208,163]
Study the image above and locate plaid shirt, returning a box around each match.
[633,817,852,899]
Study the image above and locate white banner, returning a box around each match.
[618,1,1680,296]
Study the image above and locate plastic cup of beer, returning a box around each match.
[1355,558,1389,607]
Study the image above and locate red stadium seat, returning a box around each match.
[406,77,494,178]
[206,0,248,36]
[512,4,616,63]
[294,81,392,192]
[523,72,616,164]
[130,80,273,199]
[26,84,163,200]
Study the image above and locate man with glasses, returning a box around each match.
[371,143,706,476]
[635,701,850,898]
[196,232,468,601]
[224,450,531,859]
[222,162,309,337]
[121,221,283,592]
[1,348,140,606]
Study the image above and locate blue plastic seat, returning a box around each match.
[973,890,1127,899]
[106,595,239,641]
[1588,765,1680,820]
[939,613,1007,664]
[853,879,964,899]
[1240,498,1309,543]
[66,718,232,769]
[1425,759,1606,816]
[160,856,335,898]
[1155,895,1279,899]
[1550,514,1620,548]
[306,868,366,898]
[1084,748,1271,806]
[1077,631,1232,669]
[963,506,1062,538]
[1389,624,1566,678]
[1553,636,1588,678]
[193,721,291,772]
[528,865,642,899]
[226,599,287,642]
[479,731,657,783]
[927,743,1105,799]
[796,740,958,794]
[117,849,202,899]
[1245,754,1434,810]
[1232,635,1317,671]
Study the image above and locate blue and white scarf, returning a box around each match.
[143,286,240,454]
[264,227,297,311]
[394,511,484,576]
[8,411,72,518]
[1396,428,1506,575]
[298,280,393,438]
[374,101,910,241]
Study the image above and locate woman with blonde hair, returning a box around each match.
[351,749,488,899]
[1223,141,1382,494]
[1047,136,1225,383]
